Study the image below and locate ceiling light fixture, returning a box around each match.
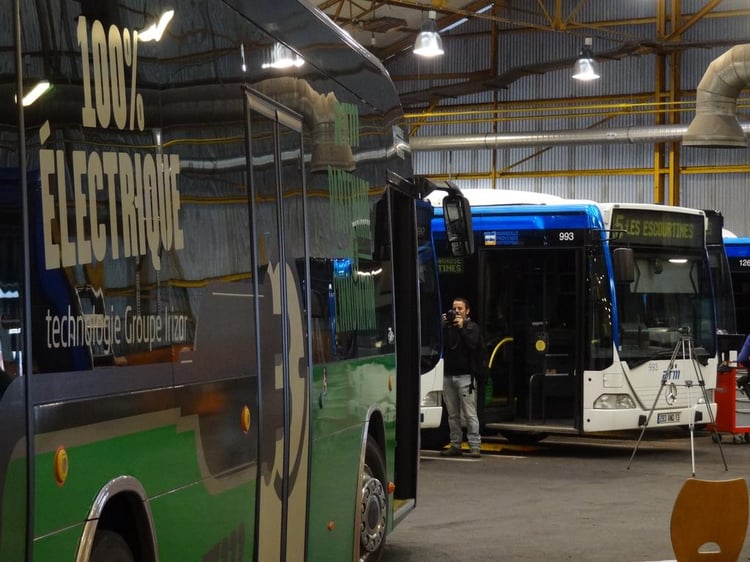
[572,37,600,81]
[262,42,304,69]
[413,10,444,58]
[18,80,51,107]
[139,9,174,42]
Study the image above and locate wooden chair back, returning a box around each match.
[670,477,748,562]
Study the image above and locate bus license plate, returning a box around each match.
[657,412,680,424]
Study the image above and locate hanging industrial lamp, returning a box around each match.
[572,37,600,81]
[413,10,444,57]
[262,42,305,69]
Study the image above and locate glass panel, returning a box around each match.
[247,90,308,561]
[476,249,579,421]
[418,202,441,374]
[278,106,310,561]
[708,245,736,334]
[729,254,750,335]
[616,248,716,366]
[247,94,284,559]
[586,245,614,370]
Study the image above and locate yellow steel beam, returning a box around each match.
[666,1,681,206]
[564,0,589,29]
[317,0,343,10]
[664,0,723,42]
[683,165,750,174]
[375,0,554,59]
[536,0,589,31]
[491,4,500,190]
[403,103,702,126]
[408,99,441,137]
[648,0,684,206]
[537,0,555,27]
[654,49,666,204]
[401,92,699,111]
[667,49,681,206]
[419,164,750,182]
[656,0,666,39]
[468,9,750,38]
[379,0,559,31]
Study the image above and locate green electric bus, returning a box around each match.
[1,1,472,560]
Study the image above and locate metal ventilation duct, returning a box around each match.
[684,44,750,148]
[409,124,750,151]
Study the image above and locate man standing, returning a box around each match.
[441,297,482,458]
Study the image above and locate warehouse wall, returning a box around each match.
[389,3,750,235]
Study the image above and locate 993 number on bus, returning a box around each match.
[558,231,576,242]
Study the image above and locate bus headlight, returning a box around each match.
[421,391,442,408]
[593,393,636,409]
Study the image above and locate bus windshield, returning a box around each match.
[616,249,716,366]
[725,237,750,335]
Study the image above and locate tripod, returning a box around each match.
[627,332,727,475]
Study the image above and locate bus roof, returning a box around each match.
[428,190,706,219]
[433,198,708,242]
[596,202,705,216]
[426,188,570,207]
[433,199,608,233]
[724,236,750,257]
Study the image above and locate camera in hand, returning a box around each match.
[445,309,457,323]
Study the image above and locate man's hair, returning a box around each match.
[453,297,470,309]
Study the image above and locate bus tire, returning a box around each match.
[89,529,135,562]
[358,435,387,562]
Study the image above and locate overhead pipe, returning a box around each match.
[684,44,750,148]
[409,123,750,151]
[411,45,750,152]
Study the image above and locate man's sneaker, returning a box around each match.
[440,446,463,457]
[470,447,481,458]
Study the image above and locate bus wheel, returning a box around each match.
[500,430,548,444]
[358,436,387,562]
[89,530,135,562]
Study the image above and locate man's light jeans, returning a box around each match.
[443,373,481,449]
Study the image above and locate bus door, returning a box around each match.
[245,88,311,562]
[480,247,583,428]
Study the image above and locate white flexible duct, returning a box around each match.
[255,77,356,171]
[684,44,750,148]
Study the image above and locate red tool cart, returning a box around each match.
[711,364,750,444]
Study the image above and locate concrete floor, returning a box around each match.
[383,430,750,562]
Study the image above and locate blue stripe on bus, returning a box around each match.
[724,237,750,257]
[433,203,606,232]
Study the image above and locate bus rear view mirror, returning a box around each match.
[443,194,474,257]
[613,247,635,284]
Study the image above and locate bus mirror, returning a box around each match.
[613,247,635,284]
[443,194,474,257]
